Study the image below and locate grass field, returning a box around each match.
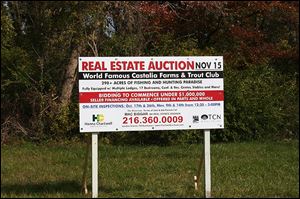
[1,140,299,198]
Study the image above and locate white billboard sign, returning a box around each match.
[79,56,224,132]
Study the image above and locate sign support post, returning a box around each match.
[204,129,211,198]
[92,133,98,198]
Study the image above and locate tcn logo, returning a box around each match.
[201,114,221,120]
[92,114,104,122]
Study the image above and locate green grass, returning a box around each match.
[1,140,299,198]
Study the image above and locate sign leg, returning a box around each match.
[194,144,204,191]
[92,133,98,198]
[82,135,91,194]
[204,129,211,198]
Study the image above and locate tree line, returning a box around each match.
[1,1,299,144]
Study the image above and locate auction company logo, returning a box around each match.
[201,114,209,120]
[92,114,105,122]
[201,114,221,120]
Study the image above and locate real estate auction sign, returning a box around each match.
[79,57,224,132]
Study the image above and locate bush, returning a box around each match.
[220,64,298,142]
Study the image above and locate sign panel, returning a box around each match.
[79,56,224,132]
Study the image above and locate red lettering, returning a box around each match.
[127,61,134,70]
[82,61,88,70]
[110,61,145,71]
[110,61,116,70]
[94,62,102,70]
[89,61,94,69]
[81,61,107,71]
[148,61,155,70]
